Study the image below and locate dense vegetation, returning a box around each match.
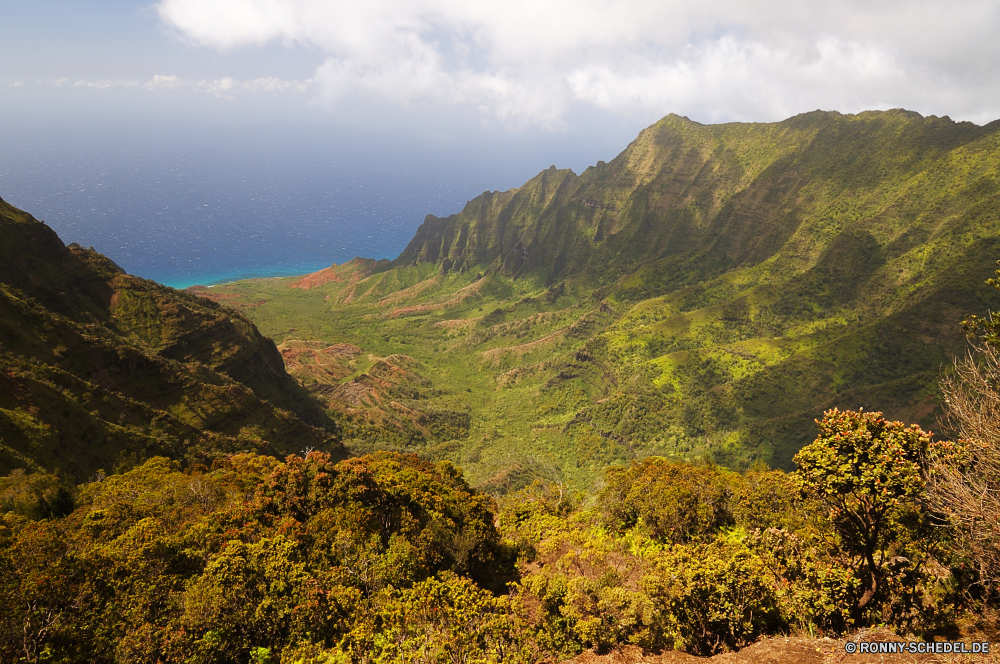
[4,108,1000,660]
[203,109,1000,488]
[0,197,343,478]
[0,407,990,662]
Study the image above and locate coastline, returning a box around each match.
[155,262,337,290]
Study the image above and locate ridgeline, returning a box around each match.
[202,109,1000,487]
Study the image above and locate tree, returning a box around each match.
[0,516,88,663]
[928,262,1000,595]
[793,408,930,611]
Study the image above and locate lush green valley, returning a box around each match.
[201,109,1000,488]
[3,108,1000,662]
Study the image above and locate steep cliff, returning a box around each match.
[392,110,999,294]
[185,110,1000,485]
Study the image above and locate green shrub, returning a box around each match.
[794,409,933,615]
[599,457,738,543]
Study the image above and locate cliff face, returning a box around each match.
[217,108,1000,479]
[0,197,344,477]
[391,111,998,290]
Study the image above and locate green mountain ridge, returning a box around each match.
[200,109,1000,487]
[0,197,344,478]
[394,110,997,287]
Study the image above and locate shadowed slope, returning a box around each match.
[0,197,344,477]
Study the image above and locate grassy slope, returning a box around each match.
[200,110,1000,488]
[0,197,344,478]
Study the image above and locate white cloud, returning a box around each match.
[73,79,142,89]
[155,0,1000,126]
[142,74,312,96]
[565,37,909,124]
[146,74,184,90]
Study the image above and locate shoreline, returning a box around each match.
[155,262,335,290]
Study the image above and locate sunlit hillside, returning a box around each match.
[199,109,1000,488]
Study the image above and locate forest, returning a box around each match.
[2,338,999,661]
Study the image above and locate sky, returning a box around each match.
[3,0,1000,284]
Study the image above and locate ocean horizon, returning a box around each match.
[0,128,541,291]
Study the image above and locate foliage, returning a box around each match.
[499,444,958,656]
[0,451,515,663]
[734,468,818,533]
[599,458,737,543]
[794,409,939,620]
[0,431,971,661]
[0,470,75,520]
[199,110,1000,488]
[338,573,529,664]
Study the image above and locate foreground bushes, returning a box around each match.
[502,410,962,657]
[0,452,514,663]
[0,411,975,662]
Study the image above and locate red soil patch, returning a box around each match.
[290,258,380,290]
[290,265,342,289]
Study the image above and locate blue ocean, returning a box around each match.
[0,135,494,288]
[0,108,638,289]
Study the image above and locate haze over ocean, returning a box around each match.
[0,128,507,289]
[0,96,636,288]
[6,0,998,291]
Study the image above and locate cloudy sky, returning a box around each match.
[3,0,1000,283]
[6,0,1000,130]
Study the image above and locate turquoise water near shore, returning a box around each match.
[162,262,333,290]
[0,133,512,287]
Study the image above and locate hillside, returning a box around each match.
[0,196,344,478]
[198,109,1000,488]
[3,112,1000,662]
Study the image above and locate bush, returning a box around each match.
[0,452,517,663]
[340,573,528,664]
[734,468,821,534]
[599,458,737,543]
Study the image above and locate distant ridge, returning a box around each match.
[390,110,997,290]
